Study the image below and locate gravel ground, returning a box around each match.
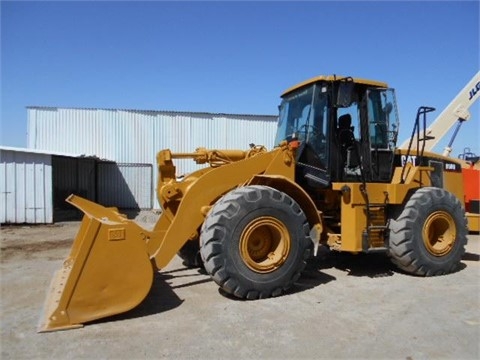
[1,221,479,360]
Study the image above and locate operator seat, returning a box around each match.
[337,114,360,174]
[337,114,355,150]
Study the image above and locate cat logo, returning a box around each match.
[401,155,417,166]
[445,163,457,171]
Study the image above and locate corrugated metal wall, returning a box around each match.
[28,107,278,208]
[97,162,152,209]
[0,149,53,223]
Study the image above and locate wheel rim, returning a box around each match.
[239,216,291,273]
[422,211,457,256]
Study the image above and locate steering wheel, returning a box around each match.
[298,124,321,139]
[298,124,326,159]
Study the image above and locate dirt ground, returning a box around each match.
[1,221,479,360]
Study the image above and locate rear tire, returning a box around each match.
[388,187,467,276]
[200,185,311,299]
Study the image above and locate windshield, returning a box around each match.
[275,84,329,163]
[275,86,314,145]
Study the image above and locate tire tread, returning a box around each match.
[200,185,311,299]
[388,187,467,276]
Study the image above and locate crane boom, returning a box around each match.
[400,71,480,155]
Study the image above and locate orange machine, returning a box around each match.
[459,148,480,231]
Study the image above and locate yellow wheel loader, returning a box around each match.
[39,75,471,332]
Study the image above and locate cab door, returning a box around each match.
[366,88,400,182]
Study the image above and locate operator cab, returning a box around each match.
[274,75,400,187]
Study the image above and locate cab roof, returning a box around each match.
[281,75,389,97]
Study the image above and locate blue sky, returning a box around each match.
[1,1,479,156]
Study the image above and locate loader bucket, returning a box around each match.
[38,195,154,332]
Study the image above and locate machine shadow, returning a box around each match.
[305,247,397,278]
[306,246,476,278]
[218,249,398,300]
[89,268,211,327]
[313,249,473,277]
[90,246,477,326]
[462,252,480,262]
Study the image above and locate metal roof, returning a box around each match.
[26,106,278,120]
[281,75,389,97]
[0,146,112,161]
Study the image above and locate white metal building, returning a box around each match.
[0,147,95,224]
[1,147,54,223]
[1,146,157,224]
[27,107,278,210]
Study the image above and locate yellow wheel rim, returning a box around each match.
[422,211,456,256]
[239,216,291,273]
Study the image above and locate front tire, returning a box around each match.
[200,185,311,299]
[388,187,468,276]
